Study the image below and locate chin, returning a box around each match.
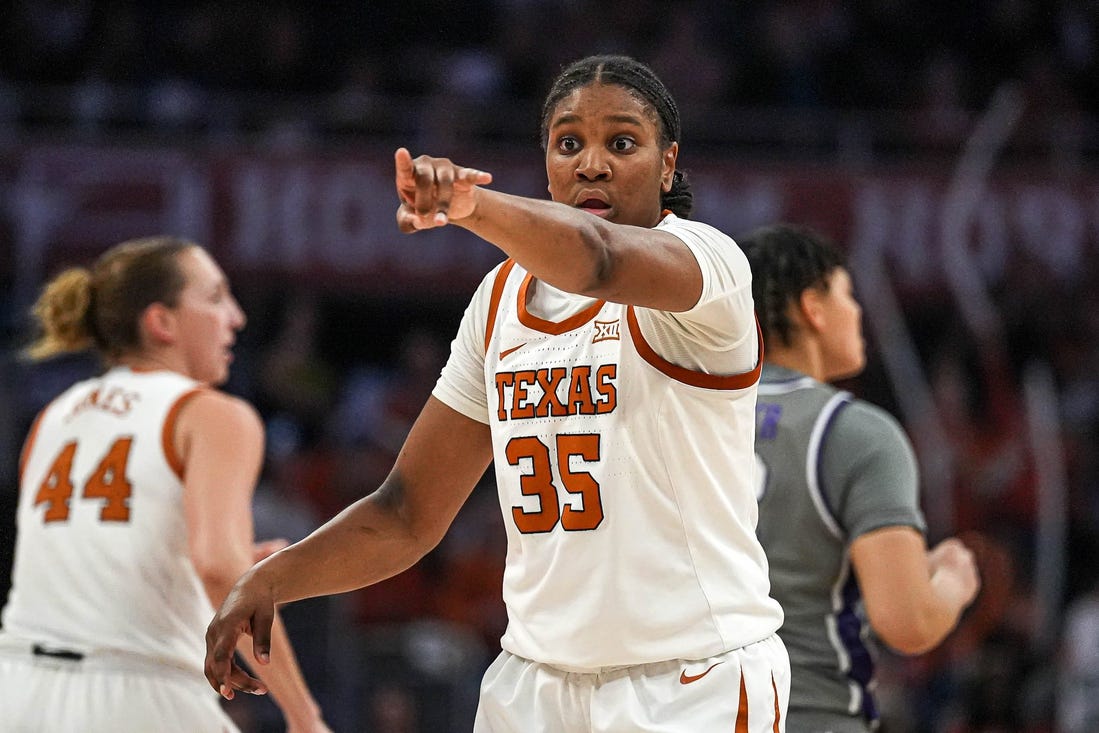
[829,356,866,383]
[842,360,867,381]
[202,367,229,387]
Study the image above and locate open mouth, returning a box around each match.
[577,198,611,216]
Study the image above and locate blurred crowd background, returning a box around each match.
[2,2,1099,732]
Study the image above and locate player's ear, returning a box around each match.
[661,142,678,193]
[140,302,177,347]
[797,287,827,333]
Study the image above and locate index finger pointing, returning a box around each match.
[394,147,413,174]
[394,147,416,182]
[394,147,416,203]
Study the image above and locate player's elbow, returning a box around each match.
[371,477,449,555]
[563,220,617,297]
[400,511,451,556]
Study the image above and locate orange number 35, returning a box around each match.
[507,433,604,534]
[34,438,134,523]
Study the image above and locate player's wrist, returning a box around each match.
[249,538,297,602]
[451,186,491,228]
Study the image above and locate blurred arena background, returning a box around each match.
[1,2,1098,731]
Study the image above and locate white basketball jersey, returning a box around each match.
[436,217,783,671]
[3,367,213,676]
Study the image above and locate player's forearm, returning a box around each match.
[250,492,435,606]
[880,574,969,655]
[889,539,980,654]
[458,189,616,296]
[857,535,972,655]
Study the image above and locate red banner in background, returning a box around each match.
[4,144,1097,298]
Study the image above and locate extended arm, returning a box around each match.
[394,148,703,312]
[179,391,329,732]
[204,396,494,696]
[850,527,980,655]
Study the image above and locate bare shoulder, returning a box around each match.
[177,388,263,437]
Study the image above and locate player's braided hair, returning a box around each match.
[540,54,693,219]
[739,224,846,348]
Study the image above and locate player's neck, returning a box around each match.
[763,343,824,382]
[117,350,187,377]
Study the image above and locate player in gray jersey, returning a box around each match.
[741,224,981,733]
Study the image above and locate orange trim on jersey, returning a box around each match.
[484,259,518,352]
[772,673,781,733]
[18,410,47,487]
[735,674,749,733]
[517,274,606,334]
[162,388,206,480]
[626,307,764,390]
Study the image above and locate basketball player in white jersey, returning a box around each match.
[0,237,331,732]
[206,55,789,732]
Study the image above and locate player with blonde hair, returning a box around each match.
[0,237,331,733]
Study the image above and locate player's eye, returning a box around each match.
[611,137,636,152]
[557,136,580,153]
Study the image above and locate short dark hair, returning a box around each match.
[739,224,846,347]
[540,54,693,218]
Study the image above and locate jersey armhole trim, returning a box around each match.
[807,391,852,539]
[484,259,518,352]
[162,387,207,481]
[626,307,764,390]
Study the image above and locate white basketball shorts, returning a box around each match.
[474,633,790,732]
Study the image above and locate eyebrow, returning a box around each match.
[550,113,646,130]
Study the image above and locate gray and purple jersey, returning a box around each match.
[754,364,926,733]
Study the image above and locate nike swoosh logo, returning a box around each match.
[679,662,722,685]
[499,343,526,360]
